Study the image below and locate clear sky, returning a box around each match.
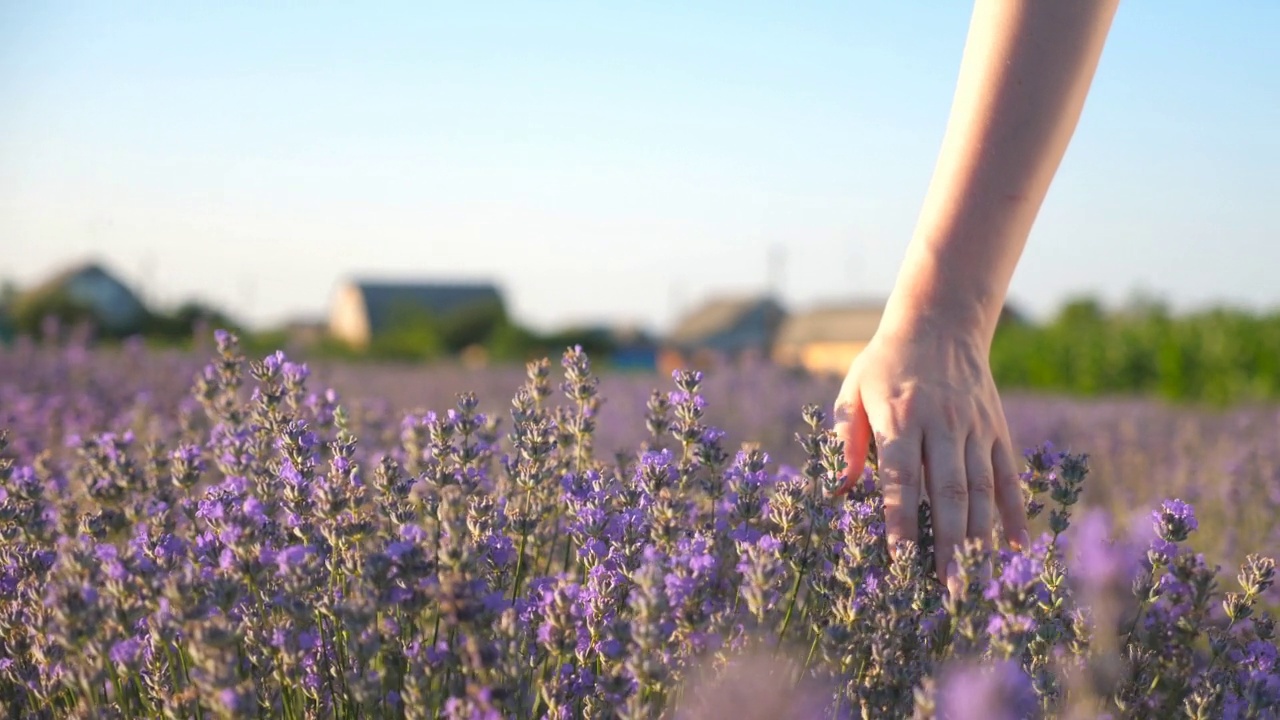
[2,2,1277,333]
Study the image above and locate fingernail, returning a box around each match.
[978,558,993,586]
[1016,530,1031,552]
[830,476,850,497]
[945,560,961,598]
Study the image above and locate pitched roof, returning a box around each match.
[774,302,885,346]
[20,261,148,331]
[666,296,784,347]
[29,262,125,296]
[352,281,503,332]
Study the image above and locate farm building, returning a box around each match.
[608,326,660,371]
[280,318,328,351]
[773,300,1030,377]
[328,279,505,349]
[772,302,885,377]
[14,262,149,335]
[659,295,785,375]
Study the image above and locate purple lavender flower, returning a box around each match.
[1068,508,1147,591]
[935,660,1038,720]
[275,544,314,573]
[985,551,1043,601]
[1153,498,1198,542]
[108,636,145,667]
[7,338,1278,719]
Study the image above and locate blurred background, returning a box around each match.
[2,2,1279,406]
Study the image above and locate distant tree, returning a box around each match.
[436,300,508,353]
[540,327,618,359]
[990,294,1280,406]
[173,301,238,331]
[11,289,102,338]
[1119,288,1170,321]
[485,320,543,362]
[143,301,243,342]
[367,302,447,361]
[0,281,14,343]
[1053,296,1107,329]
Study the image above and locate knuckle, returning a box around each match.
[973,403,995,429]
[831,401,850,424]
[885,395,922,434]
[832,398,861,424]
[935,478,970,504]
[968,471,996,495]
[938,398,970,434]
[995,470,1022,500]
[879,461,920,489]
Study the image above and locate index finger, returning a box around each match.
[833,392,872,496]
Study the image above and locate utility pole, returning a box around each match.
[767,243,785,300]
[668,279,684,329]
[138,251,157,310]
[239,275,255,328]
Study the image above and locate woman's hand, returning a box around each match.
[822,0,1117,594]
[831,317,1029,595]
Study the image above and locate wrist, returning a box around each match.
[878,243,1003,350]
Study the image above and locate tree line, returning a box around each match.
[0,287,631,367]
[990,297,1280,406]
[8,285,1280,405]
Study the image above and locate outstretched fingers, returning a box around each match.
[924,431,968,594]
[876,429,924,559]
[964,434,997,551]
[993,435,1031,552]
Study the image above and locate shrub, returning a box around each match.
[0,333,1276,718]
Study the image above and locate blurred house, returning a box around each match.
[608,326,659,371]
[773,300,1030,377]
[659,295,785,375]
[16,262,149,335]
[328,279,505,349]
[280,318,328,350]
[566,324,658,371]
[772,302,884,377]
[535,323,659,371]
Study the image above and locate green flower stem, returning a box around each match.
[777,532,815,650]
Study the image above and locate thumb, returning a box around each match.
[832,389,872,496]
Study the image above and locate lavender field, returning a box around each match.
[1,332,1278,718]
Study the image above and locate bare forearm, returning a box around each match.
[882,0,1119,345]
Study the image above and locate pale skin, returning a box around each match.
[833,0,1121,594]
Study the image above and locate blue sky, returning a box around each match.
[2,2,1277,333]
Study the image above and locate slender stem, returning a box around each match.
[802,631,821,674]
[511,526,531,601]
[318,618,344,719]
[178,644,203,720]
[1122,576,1152,650]
[561,534,574,575]
[275,657,295,720]
[541,515,562,578]
[511,482,534,601]
[106,663,125,716]
[430,609,442,650]
[776,533,815,649]
[777,567,806,649]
